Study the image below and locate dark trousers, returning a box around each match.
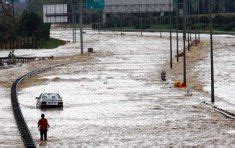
[40,130,47,141]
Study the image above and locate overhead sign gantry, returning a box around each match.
[43,0,105,23]
[85,0,104,10]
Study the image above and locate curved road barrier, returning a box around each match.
[11,62,72,147]
[202,102,235,119]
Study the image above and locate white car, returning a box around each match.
[36,93,63,108]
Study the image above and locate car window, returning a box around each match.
[42,96,47,99]
[42,93,60,100]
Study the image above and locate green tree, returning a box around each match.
[20,10,50,39]
[0,3,16,42]
[20,10,42,36]
[26,0,43,17]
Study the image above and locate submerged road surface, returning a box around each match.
[0,29,235,146]
[4,30,234,146]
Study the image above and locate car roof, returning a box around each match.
[43,93,59,95]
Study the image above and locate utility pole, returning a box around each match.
[209,0,215,103]
[183,0,187,85]
[79,0,84,54]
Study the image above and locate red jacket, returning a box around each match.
[38,118,49,131]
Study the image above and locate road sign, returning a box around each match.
[85,0,104,10]
[43,4,68,23]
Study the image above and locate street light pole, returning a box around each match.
[11,0,16,38]
[209,0,215,103]
[98,11,101,34]
[176,1,179,62]
[160,12,162,38]
[183,0,187,85]
[187,0,190,51]
[140,4,143,36]
[189,0,192,42]
[169,2,173,68]
[79,0,84,54]
[120,13,123,35]
[71,0,74,42]
[197,0,200,42]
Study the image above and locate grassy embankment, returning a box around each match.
[0,38,67,50]
[41,38,67,49]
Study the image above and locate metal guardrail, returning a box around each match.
[1,56,54,67]
[11,70,40,147]
[1,56,54,64]
[11,68,55,147]
[11,61,74,147]
[202,102,235,119]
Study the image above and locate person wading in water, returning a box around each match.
[38,114,50,141]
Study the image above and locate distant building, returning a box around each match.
[178,0,235,13]
[2,0,24,3]
[104,0,234,13]
[104,0,173,13]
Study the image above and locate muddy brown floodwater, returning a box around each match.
[0,30,234,146]
[19,31,234,146]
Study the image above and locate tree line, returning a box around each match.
[0,1,50,49]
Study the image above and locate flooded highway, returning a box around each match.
[0,29,234,146]
[18,30,234,146]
